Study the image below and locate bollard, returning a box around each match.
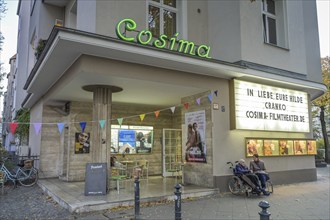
[134,168,142,220]
[174,184,182,220]
[258,200,271,220]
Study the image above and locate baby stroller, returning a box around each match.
[227,161,273,197]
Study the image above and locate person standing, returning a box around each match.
[249,154,269,189]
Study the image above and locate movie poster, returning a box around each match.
[75,132,90,154]
[184,110,206,163]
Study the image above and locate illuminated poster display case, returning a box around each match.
[111,125,154,154]
[246,138,316,157]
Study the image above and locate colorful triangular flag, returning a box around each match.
[170,106,176,114]
[196,98,201,105]
[80,122,87,133]
[214,90,218,97]
[9,122,18,135]
[99,120,106,129]
[57,123,65,134]
[33,123,42,134]
[184,103,189,109]
[154,111,160,118]
[117,118,123,126]
[208,93,213,103]
[139,114,145,121]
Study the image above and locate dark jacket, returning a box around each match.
[235,163,251,174]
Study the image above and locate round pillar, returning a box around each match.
[82,85,123,164]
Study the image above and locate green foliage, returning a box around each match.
[313,57,330,108]
[316,139,325,149]
[34,39,46,59]
[14,108,30,144]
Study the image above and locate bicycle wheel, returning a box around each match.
[228,176,243,195]
[265,180,273,193]
[18,168,38,186]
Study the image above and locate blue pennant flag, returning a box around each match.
[57,123,65,134]
[208,93,213,103]
[80,122,87,133]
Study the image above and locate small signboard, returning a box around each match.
[84,163,107,196]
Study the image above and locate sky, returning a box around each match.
[0,0,329,111]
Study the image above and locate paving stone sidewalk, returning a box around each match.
[0,166,329,220]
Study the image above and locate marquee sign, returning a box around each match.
[116,18,211,58]
[233,80,310,132]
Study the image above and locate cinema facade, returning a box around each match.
[13,0,326,192]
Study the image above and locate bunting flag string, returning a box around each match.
[208,94,213,103]
[33,123,42,135]
[99,120,106,129]
[154,111,160,118]
[57,123,65,134]
[170,106,176,114]
[80,122,87,133]
[1,90,218,135]
[139,114,146,121]
[196,98,201,105]
[117,118,123,126]
[9,122,18,135]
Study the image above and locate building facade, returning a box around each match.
[7,0,326,191]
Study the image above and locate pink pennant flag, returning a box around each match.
[9,122,18,135]
[154,111,160,118]
[184,103,189,109]
[170,106,176,114]
[139,114,146,121]
[33,123,42,134]
[196,98,201,105]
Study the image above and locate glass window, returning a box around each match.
[149,5,160,37]
[148,0,177,37]
[164,0,176,8]
[163,10,176,37]
[266,0,275,14]
[111,125,154,154]
[262,0,277,45]
[268,17,277,44]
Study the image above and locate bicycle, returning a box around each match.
[227,161,273,197]
[0,158,38,187]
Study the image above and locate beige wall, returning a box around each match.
[182,91,213,187]
[96,0,146,37]
[36,101,181,181]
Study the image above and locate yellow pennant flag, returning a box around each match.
[139,114,146,121]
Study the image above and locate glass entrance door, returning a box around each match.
[162,129,182,177]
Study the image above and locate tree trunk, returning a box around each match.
[320,106,329,163]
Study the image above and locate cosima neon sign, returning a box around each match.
[116,18,211,59]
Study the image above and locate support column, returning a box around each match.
[82,85,123,165]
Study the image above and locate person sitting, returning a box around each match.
[250,154,270,192]
[236,159,269,195]
[110,156,124,168]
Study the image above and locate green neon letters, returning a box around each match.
[116,18,211,59]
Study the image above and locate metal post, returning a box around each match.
[258,200,271,220]
[134,168,141,220]
[174,184,182,220]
